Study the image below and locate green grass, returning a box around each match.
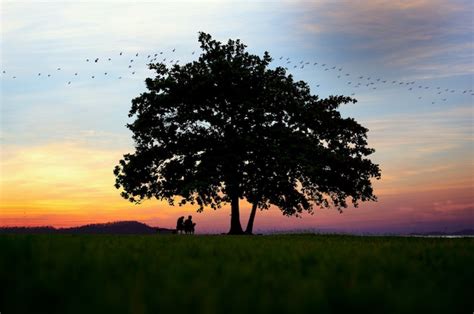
[0,234,473,314]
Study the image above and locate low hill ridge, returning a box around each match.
[0,221,174,234]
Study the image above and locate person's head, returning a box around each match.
[188,215,192,219]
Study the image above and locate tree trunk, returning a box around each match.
[245,202,258,234]
[228,193,244,234]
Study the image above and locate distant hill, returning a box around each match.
[0,221,175,235]
[409,229,474,236]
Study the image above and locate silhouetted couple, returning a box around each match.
[176,215,196,234]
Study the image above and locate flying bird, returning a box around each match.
[128,65,132,68]
[74,73,78,76]
[108,58,111,61]
[92,76,95,78]
[136,53,139,56]
[172,48,175,52]
[68,81,71,85]
[57,68,61,70]
[95,58,99,63]
[132,71,135,74]
[104,72,107,75]
[120,52,123,55]
[86,59,89,62]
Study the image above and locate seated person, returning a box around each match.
[176,216,185,234]
[184,215,196,234]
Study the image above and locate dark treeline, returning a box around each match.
[0,221,173,235]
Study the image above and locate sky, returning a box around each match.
[1,0,473,234]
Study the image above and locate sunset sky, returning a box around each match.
[1,0,473,233]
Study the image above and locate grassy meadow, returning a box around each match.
[0,234,472,314]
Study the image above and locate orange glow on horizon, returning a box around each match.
[1,141,473,232]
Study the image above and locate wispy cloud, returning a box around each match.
[292,0,473,77]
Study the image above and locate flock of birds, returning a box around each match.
[1,48,473,105]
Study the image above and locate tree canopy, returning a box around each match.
[114,32,381,234]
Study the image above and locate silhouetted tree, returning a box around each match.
[114,32,381,234]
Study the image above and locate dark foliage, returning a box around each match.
[114,33,381,234]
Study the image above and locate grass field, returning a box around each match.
[1,234,473,314]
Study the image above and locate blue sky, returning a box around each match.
[1,0,473,232]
